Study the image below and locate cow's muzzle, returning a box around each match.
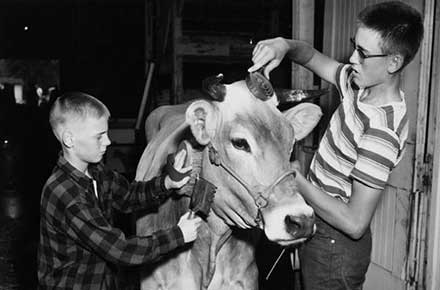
[285,212,316,240]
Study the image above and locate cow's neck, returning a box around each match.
[194,213,232,289]
[176,141,234,289]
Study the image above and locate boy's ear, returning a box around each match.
[61,130,74,148]
[388,54,404,73]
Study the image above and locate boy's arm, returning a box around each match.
[297,123,403,239]
[65,201,186,265]
[294,172,382,239]
[248,37,340,86]
[110,149,191,213]
[292,125,401,239]
[110,171,171,213]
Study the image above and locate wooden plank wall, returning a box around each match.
[425,0,440,288]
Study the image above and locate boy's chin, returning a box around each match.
[90,155,104,164]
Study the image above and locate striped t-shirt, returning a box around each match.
[308,64,408,202]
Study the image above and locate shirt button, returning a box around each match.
[330,239,335,244]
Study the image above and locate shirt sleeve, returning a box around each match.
[65,200,185,266]
[106,167,171,213]
[350,127,400,189]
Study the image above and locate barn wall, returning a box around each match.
[424,0,440,288]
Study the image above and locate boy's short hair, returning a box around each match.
[358,1,424,68]
[49,91,110,140]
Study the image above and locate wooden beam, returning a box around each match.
[171,0,183,105]
[144,0,153,66]
[291,0,316,172]
[425,0,440,288]
[291,0,315,89]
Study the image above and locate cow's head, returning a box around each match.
[184,75,321,246]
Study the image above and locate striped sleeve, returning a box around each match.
[350,127,400,189]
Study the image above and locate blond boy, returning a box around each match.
[38,92,201,289]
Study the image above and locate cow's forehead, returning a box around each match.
[220,80,273,107]
[220,80,277,115]
[215,80,294,144]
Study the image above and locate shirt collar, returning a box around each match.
[56,152,94,189]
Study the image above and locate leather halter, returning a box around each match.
[207,143,296,226]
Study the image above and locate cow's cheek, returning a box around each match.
[210,187,257,228]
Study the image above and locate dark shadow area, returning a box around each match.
[256,235,302,290]
[0,1,315,289]
[0,98,60,289]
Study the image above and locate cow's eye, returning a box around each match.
[231,138,251,152]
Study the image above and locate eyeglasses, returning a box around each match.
[350,37,388,62]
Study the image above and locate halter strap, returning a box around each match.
[207,143,295,225]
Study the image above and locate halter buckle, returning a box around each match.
[255,194,268,209]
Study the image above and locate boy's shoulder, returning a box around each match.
[41,168,84,208]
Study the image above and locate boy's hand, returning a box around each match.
[177,212,202,243]
[164,149,192,190]
[248,37,290,79]
[290,160,303,176]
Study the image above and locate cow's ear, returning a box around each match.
[185,100,218,145]
[283,103,322,141]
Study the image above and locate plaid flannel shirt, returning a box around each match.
[38,154,185,289]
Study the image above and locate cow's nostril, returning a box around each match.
[285,215,302,234]
[284,214,316,238]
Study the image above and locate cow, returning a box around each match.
[135,74,322,290]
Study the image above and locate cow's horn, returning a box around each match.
[275,89,329,104]
[202,74,226,102]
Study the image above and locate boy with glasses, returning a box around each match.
[248,1,423,289]
[350,37,388,61]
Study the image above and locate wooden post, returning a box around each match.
[144,0,153,71]
[291,0,314,89]
[291,0,315,174]
[171,0,183,105]
[423,0,440,288]
[135,62,155,131]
